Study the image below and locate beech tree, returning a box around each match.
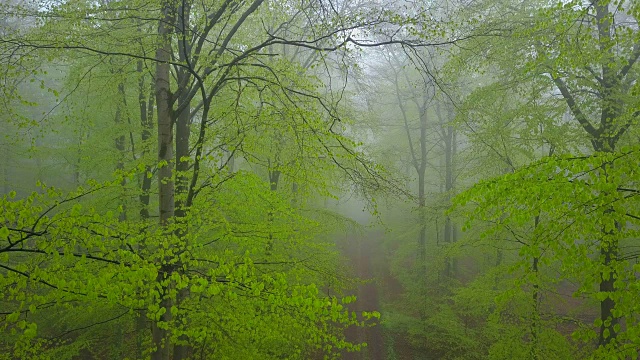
[0,0,457,358]
[450,0,640,357]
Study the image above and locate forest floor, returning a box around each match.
[340,230,385,360]
[339,230,416,360]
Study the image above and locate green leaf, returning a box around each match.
[7,312,20,323]
[0,226,9,240]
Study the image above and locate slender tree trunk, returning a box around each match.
[598,229,618,346]
[443,125,453,277]
[172,4,193,357]
[115,82,128,222]
[530,215,540,360]
[269,169,280,191]
[266,169,280,255]
[152,1,175,359]
[451,130,457,245]
[596,155,619,347]
[138,59,154,220]
[291,181,298,207]
[417,170,426,276]
[227,151,235,174]
[417,103,428,279]
[73,135,81,185]
[437,101,456,278]
[530,255,540,360]
[594,2,620,345]
[174,2,191,221]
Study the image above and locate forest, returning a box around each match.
[1,0,639,359]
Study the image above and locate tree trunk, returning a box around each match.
[417,171,426,277]
[138,59,154,220]
[266,169,280,255]
[443,125,453,277]
[172,4,193,358]
[594,2,620,345]
[73,135,81,185]
[157,31,174,226]
[596,153,619,347]
[530,215,540,360]
[115,82,128,222]
[437,101,456,278]
[135,57,154,359]
[598,232,618,346]
[174,1,191,221]
[417,102,428,279]
[551,2,629,346]
[152,1,175,359]
[270,169,281,191]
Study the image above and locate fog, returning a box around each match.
[1,0,639,359]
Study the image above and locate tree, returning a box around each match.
[450,0,640,356]
[0,0,453,357]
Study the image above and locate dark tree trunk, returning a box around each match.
[172,4,193,358]
[530,215,540,360]
[115,82,128,222]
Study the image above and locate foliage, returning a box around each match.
[0,170,381,358]
[453,145,640,357]
[0,0,404,357]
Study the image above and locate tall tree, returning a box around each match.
[0,0,453,358]
[450,0,640,356]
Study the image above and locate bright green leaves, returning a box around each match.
[0,181,154,354]
[6,312,20,323]
[362,311,380,320]
[0,171,367,359]
[153,307,167,322]
[453,144,640,356]
[22,323,37,339]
